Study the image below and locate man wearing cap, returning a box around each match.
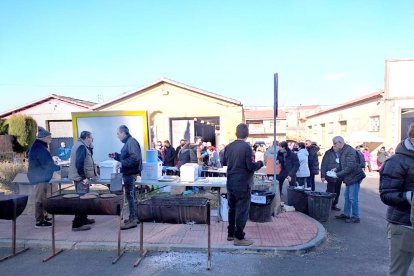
[28,127,60,228]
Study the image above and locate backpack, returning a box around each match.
[355,150,365,169]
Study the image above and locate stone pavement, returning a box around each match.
[0,211,325,255]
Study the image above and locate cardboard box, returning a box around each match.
[99,160,119,180]
[180,163,200,182]
[141,161,162,180]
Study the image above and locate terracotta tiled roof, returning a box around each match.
[307,90,384,119]
[93,77,242,110]
[244,108,286,120]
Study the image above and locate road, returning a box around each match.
[1,174,413,276]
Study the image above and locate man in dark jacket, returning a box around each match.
[332,136,366,223]
[305,140,320,191]
[277,141,300,195]
[380,123,414,276]
[68,130,97,231]
[321,146,342,211]
[28,127,60,228]
[174,139,186,165]
[109,125,142,230]
[223,123,263,246]
[163,140,175,167]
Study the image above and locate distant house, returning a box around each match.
[244,107,287,144]
[93,78,243,147]
[0,94,95,137]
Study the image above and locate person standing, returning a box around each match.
[380,123,414,276]
[333,136,366,223]
[362,147,372,172]
[223,123,263,246]
[68,131,97,231]
[28,127,61,228]
[377,146,389,170]
[162,140,176,167]
[321,145,342,211]
[174,139,186,165]
[276,141,300,195]
[296,142,310,188]
[305,140,320,191]
[109,125,142,230]
[57,141,71,161]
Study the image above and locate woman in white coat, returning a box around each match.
[296,142,310,187]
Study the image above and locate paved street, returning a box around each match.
[1,174,414,276]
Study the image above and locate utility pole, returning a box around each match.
[273,73,281,216]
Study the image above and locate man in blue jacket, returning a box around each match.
[223,123,264,246]
[109,125,142,230]
[28,127,60,228]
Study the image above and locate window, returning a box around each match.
[328,122,334,134]
[368,116,380,132]
[339,121,347,135]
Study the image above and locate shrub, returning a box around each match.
[0,161,28,194]
[0,119,8,135]
[6,114,37,153]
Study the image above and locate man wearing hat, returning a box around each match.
[28,126,60,228]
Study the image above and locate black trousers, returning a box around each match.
[326,181,342,207]
[72,180,89,228]
[227,188,251,240]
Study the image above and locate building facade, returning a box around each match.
[306,59,414,152]
[93,78,244,147]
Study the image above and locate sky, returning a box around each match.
[0,1,413,113]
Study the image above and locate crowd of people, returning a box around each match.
[152,137,224,170]
[25,121,414,273]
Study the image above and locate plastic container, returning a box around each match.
[287,186,308,214]
[99,160,119,180]
[146,150,158,163]
[249,191,275,223]
[307,192,335,222]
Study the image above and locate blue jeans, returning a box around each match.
[123,175,137,221]
[343,180,361,219]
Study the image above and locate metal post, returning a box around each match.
[133,222,147,267]
[112,207,125,264]
[43,214,64,262]
[207,202,211,270]
[273,73,282,216]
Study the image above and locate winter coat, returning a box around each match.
[380,138,414,226]
[296,148,310,177]
[68,139,96,181]
[208,150,222,168]
[223,140,263,192]
[320,147,341,183]
[335,144,366,185]
[277,148,300,179]
[307,146,320,175]
[377,151,389,165]
[163,145,176,166]
[114,134,142,176]
[177,148,191,169]
[28,139,60,184]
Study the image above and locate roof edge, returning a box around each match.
[92,78,242,110]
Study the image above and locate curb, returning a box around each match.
[0,214,327,255]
